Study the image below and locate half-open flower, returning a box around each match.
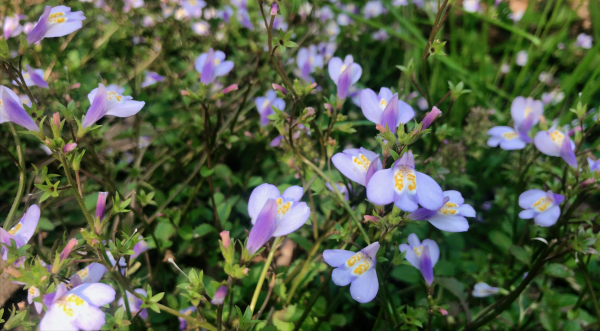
[328,55,362,99]
[82,83,145,129]
[0,205,40,267]
[360,88,414,132]
[408,190,475,232]
[399,233,438,286]
[518,189,564,227]
[0,86,39,132]
[332,147,382,187]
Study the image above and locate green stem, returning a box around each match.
[3,123,26,230]
[293,272,332,331]
[249,237,282,313]
[59,152,95,230]
[579,260,600,324]
[216,304,224,331]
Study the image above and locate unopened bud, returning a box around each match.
[59,238,78,262]
[70,83,81,89]
[181,90,191,96]
[62,142,77,154]
[211,286,228,305]
[51,112,61,138]
[220,231,231,250]
[219,84,238,95]
[364,215,380,223]
[270,3,279,15]
[421,106,442,131]
[272,83,288,95]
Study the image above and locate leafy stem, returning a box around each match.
[3,123,26,230]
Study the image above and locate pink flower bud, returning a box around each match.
[220,231,231,250]
[364,215,380,223]
[375,124,388,133]
[243,267,249,275]
[96,192,108,221]
[62,143,77,154]
[211,286,228,305]
[59,238,78,262]
[181,90,191,96]
[70,83,81,89]
[568,126,581,137]
[309,82,317,89]
[270,3,279,15]
[272,83,288,95]
[244,131,255,138]
[52,112,60,129]
[439,308,448,316]
[421,106,442,131]
[220,84,239,95]
[324,103,333,115]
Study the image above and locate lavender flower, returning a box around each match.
[211,286,228,305]
[487,112,535,151]
[588,158,600,174]
[399,233,438,285]
[246,184,310,254]
[518,189,564,226]
[576,33,593,49]
[40,283,116,329]
[372,29,389,41]
[195,48,234,85]
[255,90,285,126]
[408,190,475,232]
[118,289,148,319]
[81,83,145,129]
[297,45,323,81]
[366,151,444,212]
[27,285,43,313]
[179,306,197,330]
[123,0,144,12]
[332,147,382,186]
[534,126,577,168]
[421,106,442,131]
[511,96,543,128]
[328,55,362,99]
[181,0,206,18]
[323,242,380,303]
[3,15,23,39]
[96,192,107,222]
[27,6,86,45]
[0,205,40,267]
[192,21,210,36]
[472,282,499,297]
[326,182,351,201]
[0,86,39,132]
[14,65,49,88]
[69,263,107,287]
[360,88,415,131]
[463,0,480,12]
[238,9,254,30]
[364,1,386,18]
[541,90,564,106]
[515,50,528,66]
[141,71,165,88]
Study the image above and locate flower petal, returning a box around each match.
[215,61,234,77]
[282,186,304,202]
[201,49,215,84]
[70,283,117,307]
[427,215,469,232]
[328,57,343,84]
[323,249,355,267]
[560,138,578,169]
[72,306,107,331]
[1,87,38,131]
[332,268,354,286]
[105,100,145,118]
[518,189,546,209]
[458,204,476,217]
[248,183,280,222]
[366,169,395,205]
[415,172,444,210]
[13,204,40,244]
[195,53,208,73]
[397,99,415,124]
[361,241,380,261]
[246,199,277,254]
[40,309,78,330]
[419,246,434,285]
[27,6,51,45]
[82,84,108,128]
[534,205,560,227]
[272,201,310,237]
[534,131,560,156]
[350,267,378,303]
[399,243,420,268]
[332,152,366,186]
[360,89,382,124]
[380,94,398,131]
[518,209,536,219]
[422,239,439,267]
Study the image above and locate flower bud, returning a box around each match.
[96,192,108,223]
[219,84,238,95]
[63,142,77,154]
[220,231,231,250]
[59,238,78,262]
[181,90,191,96]
[270,3,279,15]
[70,82,81,89]
[421,106,442,131]
[51,112,61,138]
[363,215,380,223]
[211,286,228,305]
[272,83,288,95]
[439,308,448,316]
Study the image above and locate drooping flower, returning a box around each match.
[211,286,228,305]
[3,15,24,39]
[588,158,600,174]
[534,126,578,168]
[399,233,438,285]
[81,83,145,129]
[40,283,116,330]
[472,282,499,297]
[181,0,206,18]
[515,50,528,66]
[323,242,380,303]
[0,86,39,132]
[366,151,444,212]
[118,289,148,320]
[255,90,285,126]
[360,88,415,131]
[421,106,442,131]
[69,263,107,287]
[178,306,197,330]
[408,190,475,232]
[328,55,362,100]
[246,184,310,254]
[141,71,165,88]
[331,148,382,187]
[518,189,564,227]
[511,96,543,128]
[576,33,593,49]
[364,1,386,18]
[0,205,40,267]
[195,48,234,85]
[296,45,323,81]
[27,6,86,45]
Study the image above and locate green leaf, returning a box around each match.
[201,166,215,177]
[544,263,574,278]
[509,245,531,266]
[193,224,216,238]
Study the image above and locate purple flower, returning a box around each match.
[366,151,444,212]
[195,48,234,85]
[211,286,228,305]
[3,15,23,39]
[63,142,77,154]
[417,97,428,110]
[588,158,600,173]
[463,0,480,12]
[118,289,148,320]
[192,21,210,36]
[59,238,78,262]
[40,283,116,330]
[472,282,499,297]
[372,29,389,41]
[297,45,323,81]
[238,9,254,30]
[331,147,382,186]
[360,88,415,131]
[142,15,155,27]
[487,126,530,150]
[0,205,40,267]
[69,263,107,287]
[141,71,165,88]
[317,42,337,63]
[399,233,438,286]
[12,64,49,88]
[364,0,386,18]
[96,192,107,222]
[511,96,543,128]
[0,85,39,132]
[326,182,351,201]
[255,90,285,126]
[27,6,86,45]
[27,286,43,314]
[534,126,577,168]
[316,7,334,21]
[518,189,564,227]
[515,50,528,66]
[132,236,149,259]
[246,184,310,254]
[576,33,593,49]
[181,0,206,18]
[179,306,196,330]
[408,190,475,232]
[421,106,442,131]
[541,90,564,106]
[123,0,144,12]
[328,55,362,100]
[323,242,380,303]
[219,6,234,22]
[82,83,145,129]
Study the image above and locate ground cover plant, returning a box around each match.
[0,0,599,330]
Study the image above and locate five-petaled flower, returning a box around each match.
[27,6,86,45]
[323,242,380,303]
[399,233,438,286]
[360,88,415,132]
[0,86,39,132]
[408,190,475,232]
[195,48,234,85]
[518,189,564,226]
[82,83,145,129]
[332,147,382,187]
[534,126,578,168]
[328,55,362,100]
[255,90,286,126]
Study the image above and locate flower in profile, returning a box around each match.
[367,151,444,212]
[576,33,593,49]
[69,263,107,287]
[178,306,197,330]
[534,126,577,168]
[588,158,600,174]
[246,184,310,254]
[81,83,145,129]
[511,96,543,128]
[518,189,564,226]
[364,1,386,18]
[323,242,380,303]
[192,21,210,36]
[195,48,234,85]
[255,90,285,126]
[421,106,442,131]
[141,71,165,88]
[408,190,475,232]
[296,45,323,81]
[472,282,499,297]
[515,50,528,66]
[360,88,415,131]
[0,86,39,132]
[27,6,86,45]
[332,148,382,187]
[238,9,254,30]
[0,205,40,267]
[399,233,438,285]
[181,0,206,18]
[328,55,362,99]
[3,15,24,39]
[118,289,148,319]
[211,286,228,305]
[40,283,116,330]
[13,64,49,89]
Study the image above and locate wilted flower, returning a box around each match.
[246,184,310,254]
[576,33,593,49]
[534,126,577,168]
[0,86,39,132]
[328,55,362,99]
[195,48,234,85]
[360,88,415,131]
[27,6,86,45]
[40,283,116,329]
[141,71,165,88]
[408,190,475,232]
[399,233,438,285]
[0,205,40,267]
[515,50,528,66]
[255,90,285,126]
[297,45,323,81]
[211,286,228,305]
[472,282,499,297]
[323,242,380,303]
[118,289,148,319]
[82,83,145,129]
[518,189,564,226]
[332,147,382,187]
[367,151,444,212]
[179,306,197,330]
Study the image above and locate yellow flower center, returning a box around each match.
[394,165,417,193]
[340,64,347,73]
[532,196,552,212]
[352,154,371,171]
[48,12,66,24]
[214,58,221,65]
[413,245,424,257]
[379,99,388,110]
[438,201,458,215]
[275,198,293,219]
[107,91,124,102]
[345,252,373,276]
[549,130,564,147]
[77,267,89,280]
[502,131,518,140]
[8,223,22,235]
